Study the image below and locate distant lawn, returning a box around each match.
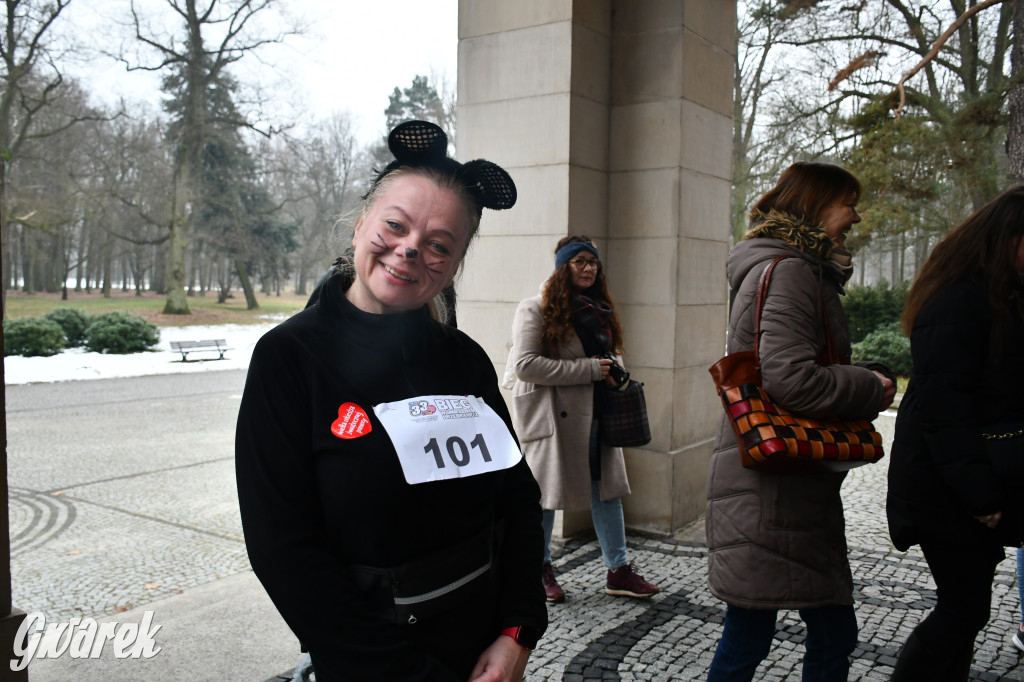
[4,289,308,327]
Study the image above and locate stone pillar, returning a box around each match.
[457,0,734,534]
[0,218,29,676]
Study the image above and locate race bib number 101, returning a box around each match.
[374,395,522,485]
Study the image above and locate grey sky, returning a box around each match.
[57,0,458,144]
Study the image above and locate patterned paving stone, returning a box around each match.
[529,413,1024,680]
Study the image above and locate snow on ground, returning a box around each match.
[3,322,281,385]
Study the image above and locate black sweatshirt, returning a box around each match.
[235,273,547,681]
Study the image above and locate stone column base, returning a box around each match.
[0,608,30,680]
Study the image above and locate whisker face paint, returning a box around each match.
[423,260,446,281]
[370,233,389,255]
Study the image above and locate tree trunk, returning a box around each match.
[101,228,114,298]
[163,168,191,314]
[0,158,6,315]
[21,229,33,295]
[235,257,259,310]
[163,219,190,313]
[1008,0,1024,181]
[202,254,213,295]
[152,243,166,294]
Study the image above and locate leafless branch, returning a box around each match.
[829,50,885,90]
[894,0,1008,117]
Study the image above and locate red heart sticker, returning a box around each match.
[331,402,372,439]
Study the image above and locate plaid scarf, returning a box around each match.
[571,295,614,356]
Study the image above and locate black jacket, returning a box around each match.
[235,273,546,681]
[887,277,1024,550]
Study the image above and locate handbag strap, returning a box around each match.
[751,255,839,373]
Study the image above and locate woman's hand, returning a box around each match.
[872,370,896,410]
[595,357,613,382]
[974,511,1002,529]
[468,636,530,682]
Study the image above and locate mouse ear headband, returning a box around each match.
[368,120,517,213]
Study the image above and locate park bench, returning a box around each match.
[169,339,231,362]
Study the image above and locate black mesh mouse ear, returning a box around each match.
[388,120,448,164]
[461,159,517,210]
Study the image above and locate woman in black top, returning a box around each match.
[236,121,547,682]
[887,185,1024,680]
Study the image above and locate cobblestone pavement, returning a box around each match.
[7,374,1024,680]
[523,414,1024,681]
[7,371,252,622]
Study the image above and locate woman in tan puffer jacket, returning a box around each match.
[705,162,895,682]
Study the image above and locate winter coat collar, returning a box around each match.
[729,210,855,293]
[745,209,835,259]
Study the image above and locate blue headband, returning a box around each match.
[555,242,600,269]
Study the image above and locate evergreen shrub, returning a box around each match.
[3,317,65,357]
[44,308,92,347]
[852,321,913,377]
[842,279,910,344]
[84,312,159,354]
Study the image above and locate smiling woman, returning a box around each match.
[704,161,896,682]
[235,121,546,682]
[347,172,473,316]
[819,198,862,250]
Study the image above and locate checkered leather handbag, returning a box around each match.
[708,255,884,474]
[599,380,652,448]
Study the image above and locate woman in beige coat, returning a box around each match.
[510,235,659,603]
[705,163,895,681]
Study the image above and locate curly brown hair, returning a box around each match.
[540,235,624,355]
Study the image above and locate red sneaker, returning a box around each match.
[542,562,565,603]
[605,562,659,598]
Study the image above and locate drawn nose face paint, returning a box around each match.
[405,247,419,259]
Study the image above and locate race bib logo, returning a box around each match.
[331,402,372,439]
[435,396,479,419]
[408,400,437,417]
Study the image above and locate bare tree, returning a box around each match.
[735,1,1014,284]
[3,78,110,297]
[281,112,365,294]
[0,0,86,309]
[779,0,1011,209]
[124,0,293,314]
[732,2,808,243]
[84,113,175,296]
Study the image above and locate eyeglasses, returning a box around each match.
[569,258,600,271]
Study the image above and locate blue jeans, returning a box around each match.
[542,481,628,569]
[1018,547,1023,625]
[707,604,857,682]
